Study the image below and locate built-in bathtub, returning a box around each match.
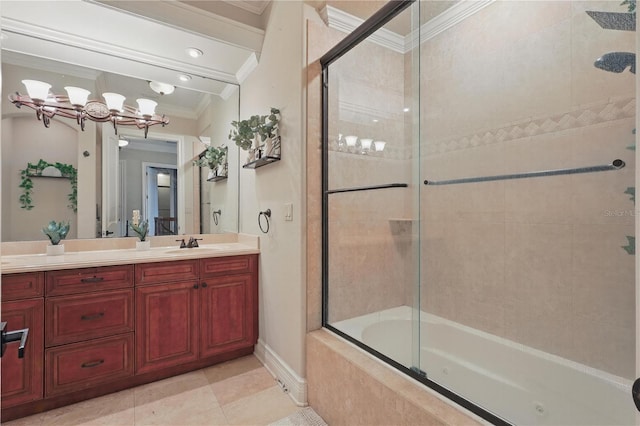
[332,306,634,425]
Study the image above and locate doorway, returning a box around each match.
[143,163,178,236]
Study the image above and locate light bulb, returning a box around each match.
[118,139,129,147]
[137,98,157,116]
[102,93,125,112]
[344,135,358,147]
[65,86,91,107]
[22,80,51,102]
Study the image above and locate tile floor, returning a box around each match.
[5,355,305,426]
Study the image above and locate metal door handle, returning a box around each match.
[0,322,29,359]
[632,378,640,412]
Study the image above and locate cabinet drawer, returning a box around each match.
[45,333,134,397]
[200,255,257,278]
[46,265,134,296]
[135,260,199,286]
[2,272,44,300]
[46,289,134,347]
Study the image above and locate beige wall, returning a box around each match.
[420,1,635,379]
[239,0,307,378]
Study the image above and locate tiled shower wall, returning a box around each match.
[420,1,635,379]
[322,0,635,380]
[326,34,415,323]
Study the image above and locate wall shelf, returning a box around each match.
[26,174,71,180]
[207,175,228,182]
[243,155,281,169]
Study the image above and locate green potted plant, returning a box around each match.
[256,108,280,157]
[42,220,70,255]
[193,144,228,181]
[130,216,150,250]
[229,108,281,163]
[229,118,256,151]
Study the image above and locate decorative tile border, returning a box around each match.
[329,97,635,161]
[425,97,635,156]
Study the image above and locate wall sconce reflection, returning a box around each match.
[335,133,386,156]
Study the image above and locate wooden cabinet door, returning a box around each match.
[136,281,199,374]
[1,299,44,408]
[199,274,257,358]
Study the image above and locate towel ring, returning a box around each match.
[212,209,221,226]
[258,209,271,234]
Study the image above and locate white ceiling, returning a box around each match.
[0,0,269,119]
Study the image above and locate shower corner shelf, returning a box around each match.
[242,155,281,169]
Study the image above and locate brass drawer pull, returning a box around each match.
[80,276,105,283]
[80,312,105,321]
[81,359,105,368]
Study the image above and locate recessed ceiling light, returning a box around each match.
[118,139,129,147]
[186,47,203,58]
[149,81,175,95]
[178,74,192,82]
[403,107,410,112]
[372,119,379,123]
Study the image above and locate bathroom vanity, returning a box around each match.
[0,240,259,422]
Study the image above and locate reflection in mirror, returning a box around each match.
[1,51,240,242]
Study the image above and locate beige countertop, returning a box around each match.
[1,234,260,274]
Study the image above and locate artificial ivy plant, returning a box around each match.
[19,159,78,212]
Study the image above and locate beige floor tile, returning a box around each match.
[3,413,46,426]
[202,355,263,385]
[134,370,210,406]
[135,382,226,426]
[210,367,275,406]
[39,389,135,426]
[222,386,299,426]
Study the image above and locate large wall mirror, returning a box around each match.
[0,1,250,243]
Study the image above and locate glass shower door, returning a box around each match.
[323,1,423,374]
[418,1,637,424]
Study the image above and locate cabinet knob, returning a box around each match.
[193,284,199,289]
[201,282,208,288]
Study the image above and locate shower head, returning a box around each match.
[594,52,636,74]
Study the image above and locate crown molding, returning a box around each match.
[92,0,265,53]
[405,0,495,50]
[321,5,405,54]
[1,18,241,86]
[235,52,259,84]
[222,0,270,16]
[220,84,239,101]
[321,2,495,55]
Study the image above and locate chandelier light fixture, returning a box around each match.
[9,79,170,138]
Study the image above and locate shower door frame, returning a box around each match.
[319,1,508,424]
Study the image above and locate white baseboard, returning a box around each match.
[254,339,307,406]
